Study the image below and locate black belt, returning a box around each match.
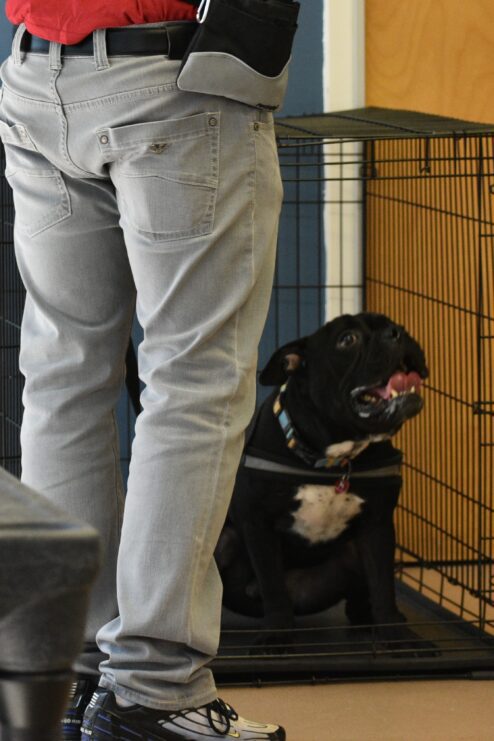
[20,22,198,60]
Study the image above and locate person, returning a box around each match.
[0,1,286,738]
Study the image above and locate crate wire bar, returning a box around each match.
[1,108,494,683]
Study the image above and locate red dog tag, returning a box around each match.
[335,476,350,494]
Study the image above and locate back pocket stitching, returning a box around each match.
[7,168,71,237]
[114,119,220,242]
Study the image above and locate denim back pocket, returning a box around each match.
[0,121,71,238]
[0,120,37,151]
[98,112,220,243]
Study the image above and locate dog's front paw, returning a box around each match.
[249,629,294,656]
[374,623,440,658]
[249,613,295,656]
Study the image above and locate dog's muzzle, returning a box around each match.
[350,369,424,422]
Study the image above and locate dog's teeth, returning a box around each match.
[390,389,399,399]
[364,394,379,404]
[411,386,416,393]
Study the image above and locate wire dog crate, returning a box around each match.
[215,108,494,685]
[1,108,494,684]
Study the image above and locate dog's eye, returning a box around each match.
[337,331,360,349]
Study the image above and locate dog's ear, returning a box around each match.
[259,338,307,386]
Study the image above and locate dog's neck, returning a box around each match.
[250,381,388,468]
[276,380,379,467]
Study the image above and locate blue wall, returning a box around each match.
[282,0,324,116]
[259,0,325,370]
[0,11,13,61]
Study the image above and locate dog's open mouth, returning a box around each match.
[351,370,424,419]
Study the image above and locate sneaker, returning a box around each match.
[62,675,100,740]
[81,689,286,740]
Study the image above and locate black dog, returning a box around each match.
[216,312,429,650]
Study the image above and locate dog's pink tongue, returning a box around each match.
[375,371,422,399]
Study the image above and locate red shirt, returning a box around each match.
[5,1,197,45]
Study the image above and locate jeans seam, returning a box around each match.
[64,82,179,111]
[185,310,242,648]
[2,80,179,111]
[251,124,258,287]
[49,67,97,177]
[2,84,58,109]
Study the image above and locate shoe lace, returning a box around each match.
[206,698,239,735]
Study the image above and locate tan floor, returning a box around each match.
[222,680,494,741]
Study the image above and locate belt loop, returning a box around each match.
[49,41,62,70]
[93,29,110,70]
[12,23,27,66]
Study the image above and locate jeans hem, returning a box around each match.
[97,677,219,711]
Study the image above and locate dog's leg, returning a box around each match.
[340,541,374,625]
[345,581,373,626]
[354,515,402,626]
[239,519,298,653]
[214,524,241,572]
[351,482,402,627]
[354,511,438,656]
[242,519,294,631]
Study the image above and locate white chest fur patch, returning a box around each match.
[290,485,364,545]
[325,434,390,462]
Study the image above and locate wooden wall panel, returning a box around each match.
[364,4,494,623]
[366,0,494,124]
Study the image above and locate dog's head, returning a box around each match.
[259,312,428,438]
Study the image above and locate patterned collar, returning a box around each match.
[273,381,371,470]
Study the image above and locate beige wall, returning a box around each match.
[366,0,494,124]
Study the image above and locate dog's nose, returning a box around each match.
[383,326,401,343]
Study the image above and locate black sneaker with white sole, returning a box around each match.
[81,689,286,740]
[62,675,100,740]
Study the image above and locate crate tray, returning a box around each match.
[213,581,494,685]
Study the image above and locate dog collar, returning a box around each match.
[273,382,367,471]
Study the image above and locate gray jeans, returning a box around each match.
[0,23,282,709]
